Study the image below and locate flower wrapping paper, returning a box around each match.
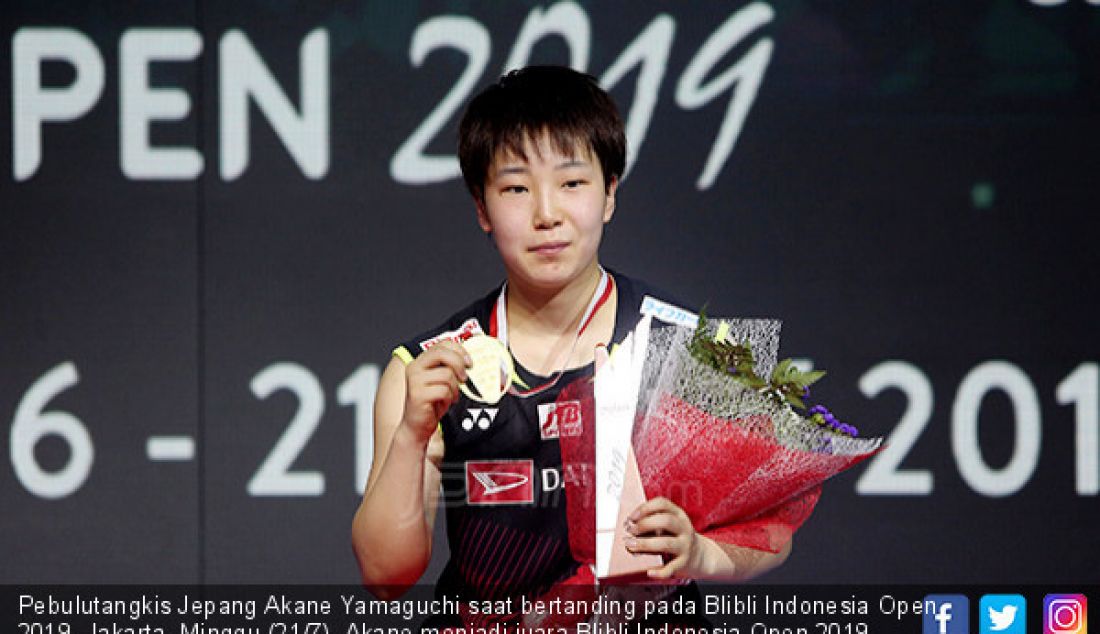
[556,314,883,563]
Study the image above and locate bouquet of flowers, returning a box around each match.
[556,299,883,578]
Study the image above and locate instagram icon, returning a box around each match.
[1045,594,1088,634]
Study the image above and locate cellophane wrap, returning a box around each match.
[557,317,883,565]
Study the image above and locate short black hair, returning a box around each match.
[458,66,626,202]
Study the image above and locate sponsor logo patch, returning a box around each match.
[537,400,582,440]
[419,318,484,351]
[461,407,498,432]
[640,295,698,328]
[466,460,534,505]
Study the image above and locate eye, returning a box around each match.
[563,179,586,190]
[501,184,528,195]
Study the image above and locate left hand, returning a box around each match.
[624,496,703,580]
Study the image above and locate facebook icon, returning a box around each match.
[924,595,971,634]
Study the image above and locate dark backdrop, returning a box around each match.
[2,0,1098,584]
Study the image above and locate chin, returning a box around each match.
[505,250,599,288]
[514,262,573,287]
[525,271,573,290]
[535,265,602,291]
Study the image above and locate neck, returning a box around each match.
[506,263,603,336]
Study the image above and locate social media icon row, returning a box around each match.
[922,593,1087,634]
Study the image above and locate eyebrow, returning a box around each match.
[493,159,590,178]
[556,159,590,170]
[494,165,528,178]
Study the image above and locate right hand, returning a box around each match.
[401,340,472,444]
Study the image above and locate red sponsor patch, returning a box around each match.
[538,400,582,440]
[465,460,534,505]
[419,318,484,351]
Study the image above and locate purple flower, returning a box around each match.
[806,403,857,436]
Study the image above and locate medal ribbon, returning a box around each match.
[489,268,614,398]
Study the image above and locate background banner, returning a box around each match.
[2,1,1097,584]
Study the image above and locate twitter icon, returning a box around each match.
[981,595,1026,634]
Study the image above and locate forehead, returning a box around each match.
[490,131,595,169]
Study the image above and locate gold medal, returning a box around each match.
[460,334,513,405]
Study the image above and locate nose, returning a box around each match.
[533,188,562,229]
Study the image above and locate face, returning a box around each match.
[476,134,617,293]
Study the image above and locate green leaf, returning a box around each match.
[797,370,827,386]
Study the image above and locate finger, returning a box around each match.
[414,366,466,388]
[646,559,682,580]
[625,534,682,556]
[417,345,472,379]
[431,341,473,367]
[429,348,473,381]
[412,379,462,409]
[628,496,678,522]
[415,384,459,407]
[407,362,458,388]
[629,512,685,537]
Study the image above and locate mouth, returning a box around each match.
[529,241,570,255]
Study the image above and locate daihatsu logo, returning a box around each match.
[465,460,534,505]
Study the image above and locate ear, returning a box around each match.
[475,196,492,234]
[602,176,618,223]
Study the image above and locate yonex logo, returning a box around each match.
[465,460,534,505]
[461,408,498,431]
